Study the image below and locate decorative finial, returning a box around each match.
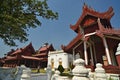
[83,3,87,9]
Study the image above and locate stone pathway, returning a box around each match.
[31,73,47,80]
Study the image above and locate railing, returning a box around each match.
[109,74,120,80]
[59,76,71,80]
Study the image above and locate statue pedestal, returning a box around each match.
[72,59,89,80]
[95,63,107,80]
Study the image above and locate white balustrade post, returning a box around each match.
[15,66,23,80]
[95,63,107,80]
[46,65,52,80]
[72,58,89,80]
[51,70,60,80]
[21,65,31,80]
[88,69,94,80]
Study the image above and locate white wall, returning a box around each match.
[48,50,72,69]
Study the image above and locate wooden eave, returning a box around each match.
[0,59,4,63]
[10,49,22,56]
[33,53,47,57]
[4,56,17,61]
[70,5,114,33]
[10,43,35,56]
[21,55,42,61]
[96,28,120,36]
[4,55,43,61]
[62,28,120,53]
[41,58,48,61]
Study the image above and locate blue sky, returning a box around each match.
[0,0,120,57]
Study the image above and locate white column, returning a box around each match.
[73,49,75,63]
[103,37,112,65]
[90,44,94,66]
[84,41,88,65]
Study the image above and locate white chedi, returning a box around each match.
[72,58,89,80]
[95,63,107,80]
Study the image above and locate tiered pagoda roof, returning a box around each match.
[62,4,120,53]
[70,4,114,33]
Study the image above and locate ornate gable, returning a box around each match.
[70,4,114,33]
[81,15,97,27]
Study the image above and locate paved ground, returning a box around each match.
[31,73,47,80]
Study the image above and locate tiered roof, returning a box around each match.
[70,4,114,33]
[62,4,120,53]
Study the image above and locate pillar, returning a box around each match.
[90,44,94,66]
[84,41,88,65]
[103,37,112,65]
[72,49,75,63]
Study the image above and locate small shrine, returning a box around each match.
[62,4,120,74]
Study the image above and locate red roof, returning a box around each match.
[39,44,55,52]
[11,49,22,55]
[5,56,17,61]
[4,55,44,61]
[39,46,49,51]
[62,29,120,53]
[33,53,47,57]
[10,43,35,56]
[70,4,114,33]
[21,55,42,60]
[96,28,120,35]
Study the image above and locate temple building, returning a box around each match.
[62,4,120,73]
[2,43,41,68]
[33,43,55,68]
[1,43,55,68]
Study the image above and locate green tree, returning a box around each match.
[0,0,58,46]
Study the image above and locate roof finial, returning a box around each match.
[83,2,88,9]
[83,2,87,9]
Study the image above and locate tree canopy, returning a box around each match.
[0,0,58,46]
